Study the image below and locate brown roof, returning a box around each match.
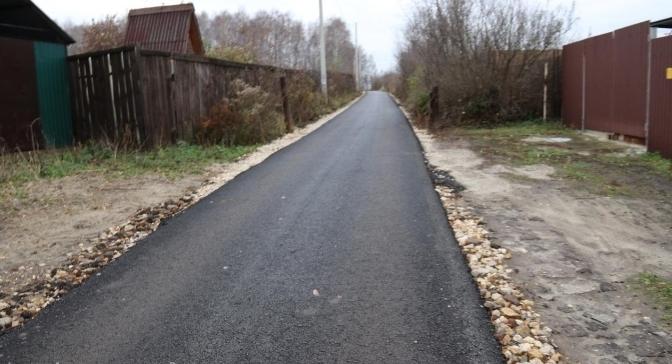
[124,3,204,55]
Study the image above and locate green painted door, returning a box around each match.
[34,41,73,147]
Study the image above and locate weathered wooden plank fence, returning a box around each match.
[68,46,355,147]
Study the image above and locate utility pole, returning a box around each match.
[319,0,328,98]
[354,23,360,91]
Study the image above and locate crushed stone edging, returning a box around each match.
[390,93,564,364]
[0,94,364,334]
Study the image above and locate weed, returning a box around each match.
[196,80,284,146]
[634,273,672,324]
[633,153,672,178]
[522,146,574,165]
[561,161,595,181]
[461,119,572,138]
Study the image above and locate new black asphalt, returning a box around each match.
[0,92,503,363]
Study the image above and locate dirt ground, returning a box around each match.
[0,96,362,301]
[415,127,672,363]
[0,171,207,294]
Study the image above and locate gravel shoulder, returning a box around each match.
[410,120,672,363]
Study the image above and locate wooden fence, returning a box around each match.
[68,46,355,147]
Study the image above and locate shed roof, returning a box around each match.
[124,3,204,55]
[0,0,74,44]
[651,17,672,28]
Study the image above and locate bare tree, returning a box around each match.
[199,10,375,82]
[372,71,402,93]
[63,9,374,83]
[398,0,572,123]
[64,16,125,55]
[200,10,310,69]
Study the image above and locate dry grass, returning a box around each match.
[451,120,672,197]
[0,143,255,209]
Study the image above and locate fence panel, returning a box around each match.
[562,22,650,140]
[561,41,584,129]
[649,36,672,158]
[69,47,144,145]
[584,33,615,133]
[612,22,649,138]
[139,54,176,146]
[138,51,285,146]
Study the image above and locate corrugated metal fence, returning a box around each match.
[562,22,672,157]
[68,46,355,147]
[34,41,74,148]
[649,36,672,158]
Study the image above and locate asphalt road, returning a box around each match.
[0,92,502,363]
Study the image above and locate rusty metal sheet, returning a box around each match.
[649,35,672,158]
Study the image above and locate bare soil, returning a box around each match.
[415,128,672,363]
[0,172,205,294]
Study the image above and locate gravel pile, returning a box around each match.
[436,185,564,364]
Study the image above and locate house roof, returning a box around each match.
[651,17,672,28]
[0,0,74,44]
[124,3,204,55]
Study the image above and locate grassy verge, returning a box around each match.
[0,143,255,205]
[634,273,672,324]
[454,120,672,197]
[1,92,360,207]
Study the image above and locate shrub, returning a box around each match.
[397,0,571,125]
[287,74,323,127]
[196,80,284,145]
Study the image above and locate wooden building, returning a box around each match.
[124,4,204,55]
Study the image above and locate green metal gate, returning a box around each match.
[34,41,73,147]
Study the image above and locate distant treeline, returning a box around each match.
[61,9,375,87]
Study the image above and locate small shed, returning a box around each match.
[124,4,204,55]
[0,0,75,151]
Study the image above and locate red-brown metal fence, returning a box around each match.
[584,32,615,134]
[649,36,672,158]
[561,41,584,130]
[612,23,649,138]
[562,21,672,156]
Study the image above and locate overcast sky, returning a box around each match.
[34,0,671,72]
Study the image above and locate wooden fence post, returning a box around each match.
[429,86,439,130]
[280,75,293,133]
